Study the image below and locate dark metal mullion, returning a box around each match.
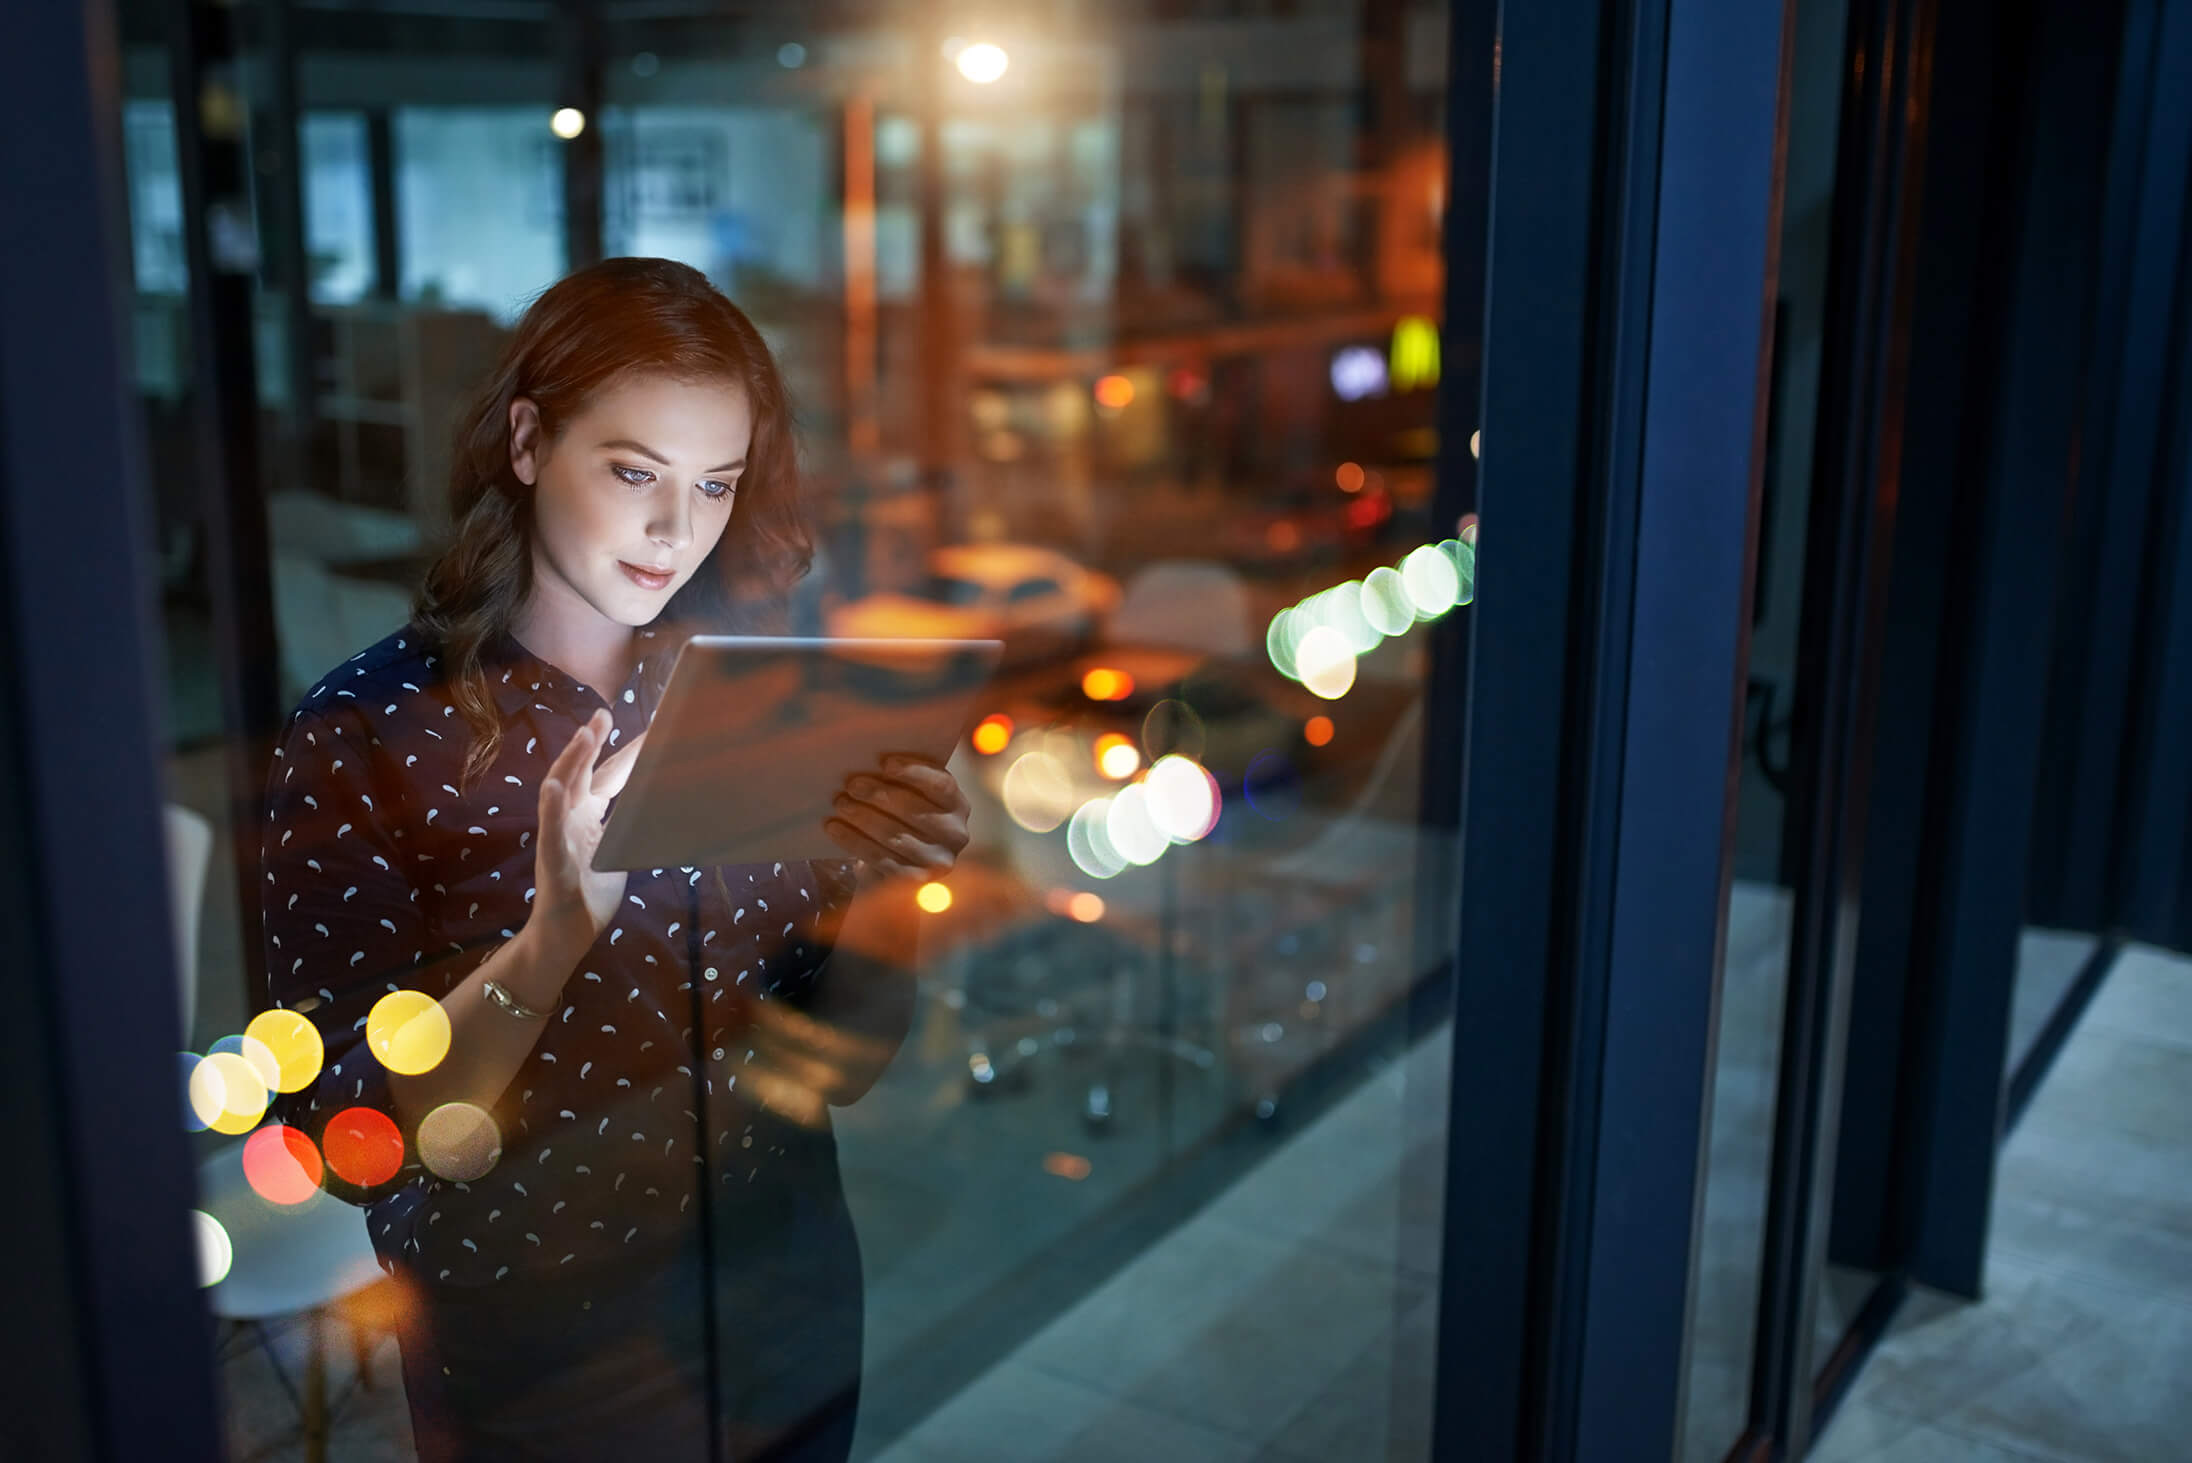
[367,109,402,298]
[0,0,227,1455]
[1432,0,1620,1445]
[1747,0,1932,1445]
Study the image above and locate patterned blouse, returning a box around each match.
[258,621,862,1292]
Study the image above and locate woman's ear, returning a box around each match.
[509,396,544,486]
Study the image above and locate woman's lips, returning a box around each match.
[620,561,672,591]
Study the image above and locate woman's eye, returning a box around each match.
[701,480,738,501]
[612,465,653,488]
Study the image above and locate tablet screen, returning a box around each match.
[591,635,1003,872]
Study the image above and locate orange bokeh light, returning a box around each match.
[243,1124,325,1205]
[971,713,1013,755]
[1043,1151,1093,1181]
[1094,374,1135,410]
[322,1106,404,1189]
[1266,520,1301,552]
[1066,891,1105,923]
[1303,715,1335,747]
[1335,461,1365,493]
[1081,667,1135,701]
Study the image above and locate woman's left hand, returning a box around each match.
[823,754,970,885]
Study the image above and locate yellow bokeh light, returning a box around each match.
[915,881,954,914]
[418,1101,502,1182]
[245,1008,324,1094]
[194,1210,233,1288]
[186,1053,228,1131]
[1082,666,1135,701]
[367,990,452,1076]
[971,713,1013,755]
[550,107,587,139]
[201,1051,270,1135]
[1094,733,1141,780]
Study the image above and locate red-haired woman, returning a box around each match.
[259,257,966,1461]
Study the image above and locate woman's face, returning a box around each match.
[509,371,753,627]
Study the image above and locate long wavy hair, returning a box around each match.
[414,257,813,792]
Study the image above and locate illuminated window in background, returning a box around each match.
[302,113,374,303]
[395,108,570,323]
[122,100,186,298]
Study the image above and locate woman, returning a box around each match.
[259,257,967,1461]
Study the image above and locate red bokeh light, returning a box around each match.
[243,1123,325,1205]
[322,1106,404,1189]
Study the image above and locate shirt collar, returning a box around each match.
[479,623,677,718]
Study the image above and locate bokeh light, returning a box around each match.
[1067,891,1105,923]
[181,1051,217,1132]
[245,1008,324,1094]
[1002,750,1077,832]
[1360,565,1415,637]
[1303,715,1334,747]
[955,40,1009,83]
[1141,698,1207,762]
[1294,625,1359,700]
[1448,536,1477,606]
[1095,733,1141,780]
[1145,755,1221,843]
[1044,1152,1093,1181]
[777,42,806,68]
[1401,542,1461,619]
[1081,666,1135,701]
[1335,461,1366,493]
[323,1105,404,1189]
[550,108,586,139]
[242,1124,324,1205]
[211,1031,282,1094]
[971,713,1013,755]
[418,1101,502,1181]
[367,990,451,1076]
[194,1210,233,1288]
[1093,373,1135,410]
[1067,798,1127,879]
[1104,783,1169,866]
[1266,606,1302,680]
[200,1051,270,1135]
[916,881,954,914]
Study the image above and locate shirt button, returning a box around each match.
[713,1048,725,1060]
[703,967,718,981]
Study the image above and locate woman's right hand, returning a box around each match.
[533,707,648,956]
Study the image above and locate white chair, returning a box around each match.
[169,801,389,1462]
[164,804,213,1042]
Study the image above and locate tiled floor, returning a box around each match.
[1812,943,2192,1463]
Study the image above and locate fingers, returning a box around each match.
[868,756,968,817]
[821,813,926,879]
[546,709,609,798]
[825,799,956,876]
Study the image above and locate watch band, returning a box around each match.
[482,978,554,1021]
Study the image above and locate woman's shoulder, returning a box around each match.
[283,623,453,742]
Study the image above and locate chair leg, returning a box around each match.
[302,1307,327,1463]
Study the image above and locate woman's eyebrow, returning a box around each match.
[597,438,745,474]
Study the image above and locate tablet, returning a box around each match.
[590,635,1005,873]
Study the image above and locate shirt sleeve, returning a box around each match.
[260,699,432,1206]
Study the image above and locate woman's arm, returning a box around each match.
[382,916,593,1131]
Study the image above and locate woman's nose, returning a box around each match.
[648,483,694,549]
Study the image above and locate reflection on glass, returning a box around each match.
[121,3,1467,1456]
